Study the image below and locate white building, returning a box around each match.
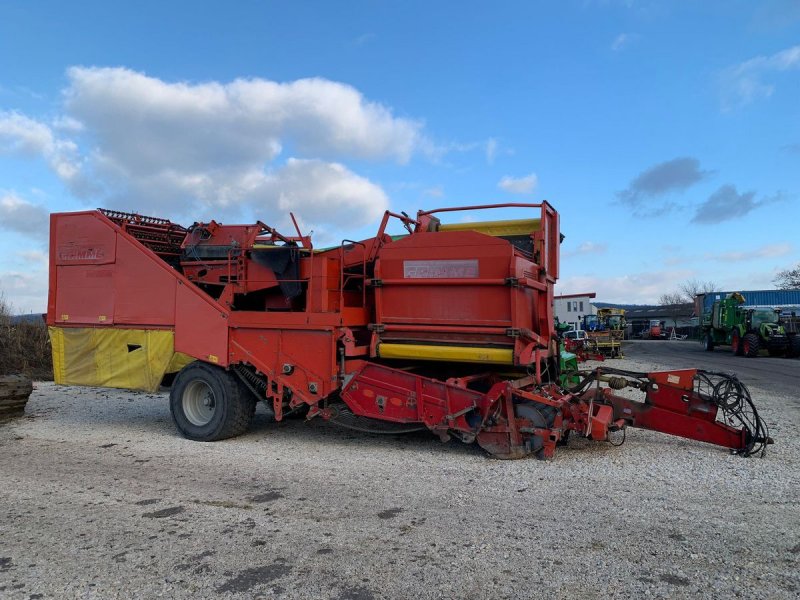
[554,292,596,331]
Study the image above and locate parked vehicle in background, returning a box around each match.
[778,309,800,357]
[582,308,625,357]
[642,319,665,340]
[563,329,587,342]
[701,293,795,358]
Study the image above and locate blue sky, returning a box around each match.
[1,0,799,312]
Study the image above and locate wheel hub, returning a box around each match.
[182,380,216,426]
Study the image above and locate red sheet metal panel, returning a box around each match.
[54,213,116,266]
[174,281,230,366]
[230,327,337,401]
[113,235,177,326]
[52,212,118,325]
[54,264,117,325]
[376,231,514,327]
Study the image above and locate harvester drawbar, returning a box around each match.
[46,203,770,459]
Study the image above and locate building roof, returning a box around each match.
[625,303,694,319]
[554,292,596,300]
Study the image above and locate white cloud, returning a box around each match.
[422,185,444,198]
[665,242,793,267]
[0,193,49,238]
[720,44,800,109]
[557,269,695,304]
[563,241,608,258]
[498,173,538,195]
[485,138,498,164]
[0,269,48,314]
[611,33,639,51]
[260,158,389,228]
[0,112,87,192]
[706,242,793,262]
[65,66,422,166]
[1,66,434,228]
[17,249,48,266]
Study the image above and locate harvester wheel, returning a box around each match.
[731,331,744,356]
[514,401,557,457]
[742,333,760,358]
[704,334,715,352]
[170,362,256,441]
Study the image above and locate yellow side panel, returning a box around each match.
[378,343,513,365]
[439,218,540,237]
[49,327,189,393]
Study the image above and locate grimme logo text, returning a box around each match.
[58,246,105,261]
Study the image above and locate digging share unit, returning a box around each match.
[46,203,770,458]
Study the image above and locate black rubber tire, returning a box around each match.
[767,345,785,357]
[731,331,744,356]
[170,362,256,441]
[789,336,800,359]
[742,333,760,358]
[704,334,715,352]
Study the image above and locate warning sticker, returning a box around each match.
[403,259,479,279]
[667,374,680,384]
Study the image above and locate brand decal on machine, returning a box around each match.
[403,259,479,279]
[57,245,106,261]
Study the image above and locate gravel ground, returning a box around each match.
[1,353,798,599]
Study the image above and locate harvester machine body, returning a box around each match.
[46,203,769,459]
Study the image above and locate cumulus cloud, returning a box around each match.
[0,112,89,194]
[2,67,440,230]
[691,184,776,224]
[0,193,49,238]
[617,157,711,211]
[498,173,538,195]
[720,44,800,109]
[259,158,388,227]
[65,66,422,165]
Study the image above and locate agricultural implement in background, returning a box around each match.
[46,203,770,459]
[582,307,625,358]
[702,293,798,358]
[642,319,665,340]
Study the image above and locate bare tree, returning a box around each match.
[774,263,800,290]
[658,292,685,331]
[679,279,718,302]
[658,292,685,305]
[658,280,717,332]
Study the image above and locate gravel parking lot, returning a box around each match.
[1,347,798,599]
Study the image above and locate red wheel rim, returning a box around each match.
[744,340,750,354]
[732,336,738,352]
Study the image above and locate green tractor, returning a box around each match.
[702,293,792,357]
[555,318,580,386]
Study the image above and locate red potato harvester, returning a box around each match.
[47,203,770,458]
